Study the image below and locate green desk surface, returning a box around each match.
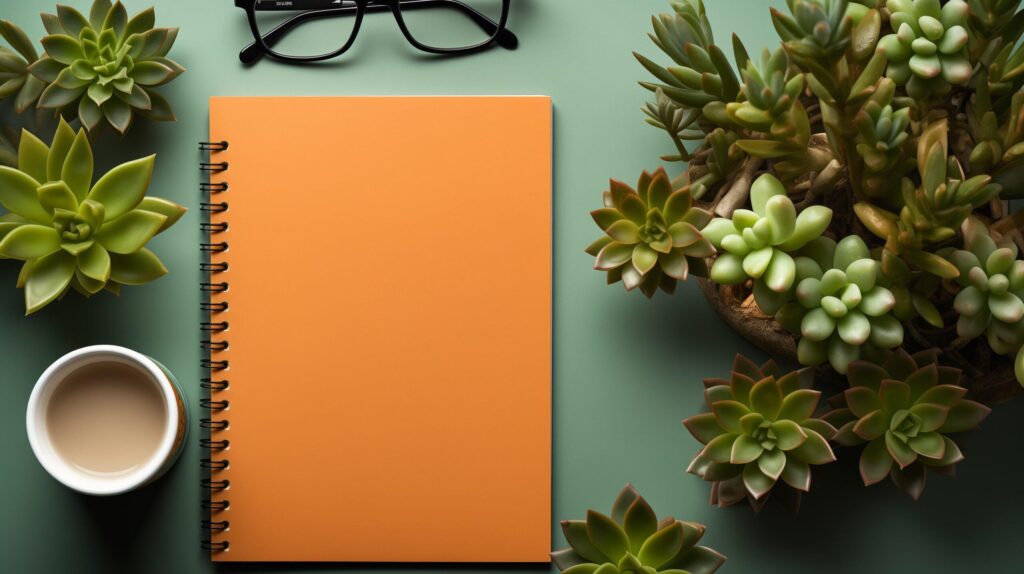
[0,1,1021,572]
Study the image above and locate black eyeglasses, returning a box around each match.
[234,0,516,64]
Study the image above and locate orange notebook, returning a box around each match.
[203,96,551,562]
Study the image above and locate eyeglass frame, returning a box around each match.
[234,0,516,64]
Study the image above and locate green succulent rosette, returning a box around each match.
[587,167,715,298]
[0,20,47,113]
[775,235,904,374]
[770,0,853,69]
[878,0,972,99]
[552,484,726,574]
[0,117,185,314]
[684,355,837,510]
[823,349,991,499]
[703,173,832,313]
[30,0,183,133]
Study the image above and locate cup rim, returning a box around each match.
[25,345,180,496]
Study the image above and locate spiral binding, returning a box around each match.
[200,140,231,553]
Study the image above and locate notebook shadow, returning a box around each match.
[216,562,551,573]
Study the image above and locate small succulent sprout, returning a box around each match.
[878,0,972,98]
[823,349,991,499]
[726,47,804,132]
[0,20,46,113]
[30,0,184,133]
[684,355,837,510]
[770,0,853,68]
[586,168,715,298]
[776,236,903,374]
[948,218,1024,358]
[0,117,185,314]
[552,484,726,574]
[634,0,743,115]
[703,173,832,313]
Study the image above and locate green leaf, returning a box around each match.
[778,206,832,251]
[40,34,83,65]
[108,248,167,285]
[885,430,918,468]
[47,118,76,183]
[940,400,991,433]
[637,523,684,569]
[24,250,75,314]
[87,155,155,219]
[0,20,38,62]
[103,97,133,134]
[772,419,808,450]
[780,457,811,491]
[77,242,111,282]
[742,462,775,499]
[96,209,166,254]
[749,377,782,419]
[586,510,629,562]
[562,520,608,564]
[908,431,945,459]
[136,197,186,233]
[130,60,174,86]
[789,429,836,465]
[37,181,78,214]
[859,437,893,485]
[125,6,156,37]
[622,496,658,554]
[0,224,61,259]
[730,434,764,464]
[0,166,49,223]
[37,83,85,109]
[103,1,128,38]
[90,0,114,30]
[17,130,49,184]
[59,129,94,202]
[711,400,750,433]
[736,139,792,158]
[684,412,725,444]
[671,545,727,574]
[56,5,91,38]
[776,389,820,422]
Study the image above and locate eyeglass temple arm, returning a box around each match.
[240,0,518,64]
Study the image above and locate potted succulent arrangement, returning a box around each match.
[585,0,1020,507]
[0,0,185,313]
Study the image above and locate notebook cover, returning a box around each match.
[206,96,551,562]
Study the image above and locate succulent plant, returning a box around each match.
[855,119,1001,279]
[552,484,726,574]
[587,168,714,298]
[823,349,991,499]
[775,236,904,374]
[702,173,832,312]
[684,355,837,510]
[30,0,183,133]
[771,0,853,70]
[635,0,743,119]
[0,20,46,113]
[0,117,185,314]
[854,79,914,200]
[878,0,972,99]
[948,218,1024,357]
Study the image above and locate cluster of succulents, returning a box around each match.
[582,0,1021,514]
[0,118,184,314]
[552,484,726,574]
[0,0,182,134]
[684,355,836,510]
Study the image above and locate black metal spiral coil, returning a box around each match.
[201,141,231,553]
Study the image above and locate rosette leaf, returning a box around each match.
[552,484,726,574]
[823,349,991,499]
[704,173,832,312]
[771,0,853,70]
[684,355,837,511]
[587,167,715,298]
[0,117,185,314]
[32,0,184,133]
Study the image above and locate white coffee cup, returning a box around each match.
[26,345,188,496]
